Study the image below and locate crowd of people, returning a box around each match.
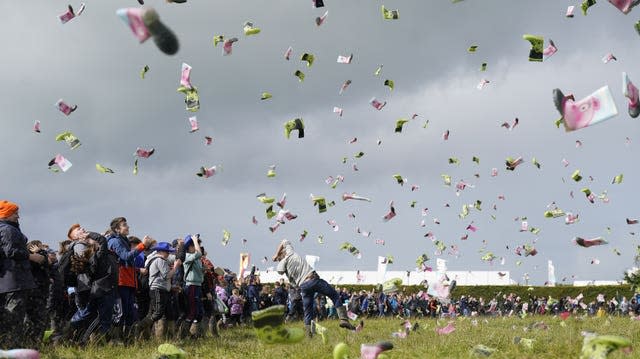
[328,289,640,320]
[1,200,638,351]
[0,200,243,348]
[0,201,357,349]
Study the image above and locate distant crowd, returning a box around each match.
[0,200,637,351]
[326,289,640,319]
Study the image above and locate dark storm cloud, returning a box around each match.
[1,0,639,284]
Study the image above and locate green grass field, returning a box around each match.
[43,316,640,359]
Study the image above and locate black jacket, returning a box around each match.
[0,220,36,294]
[87,232,118,298]
[30,248,50,292]
[47,262,65,310]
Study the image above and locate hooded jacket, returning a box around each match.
[276,240,314,287]
[108,233,144,288]
[184,250,203,287]
[0,220,36,294]
[145,251,172,292]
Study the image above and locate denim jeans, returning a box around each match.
[327,306,337,318]
[71,291,92,324]
[299,276,341,325]
[95,292,115,333]
[118,286,136,326]
[72,291,115,342]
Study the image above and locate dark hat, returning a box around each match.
[184,234,194,249]
[184,234,201,249]
[213,267,225,276]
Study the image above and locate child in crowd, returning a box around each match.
[228,288,245,326]
[183,234,205,337]
[137,242,181,340]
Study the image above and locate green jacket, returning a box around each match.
[184,251,203,286]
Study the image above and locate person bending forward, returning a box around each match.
[272,240,355,337]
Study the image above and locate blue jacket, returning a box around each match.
[134,252,145,269]
[360,297,370,313]
[339,291,349,306]
[274,286,287,305]
[389,297,398,311]
[107,234,140,266]
[108,234,142,287]
[0,220,36,294]
[247,283,260,300]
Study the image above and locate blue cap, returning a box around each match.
[184,234,201,249]
[184,234,193,249]
[152,242,176,253]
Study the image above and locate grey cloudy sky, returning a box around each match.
[2,0,640,284]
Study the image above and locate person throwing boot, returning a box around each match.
[272,239,356,337]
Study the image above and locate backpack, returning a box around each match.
[138,256,161,293]
[58,242,79,287]
[89,249,119,298]
[214,297,229,314]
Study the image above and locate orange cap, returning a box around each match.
[0,201,18,219]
